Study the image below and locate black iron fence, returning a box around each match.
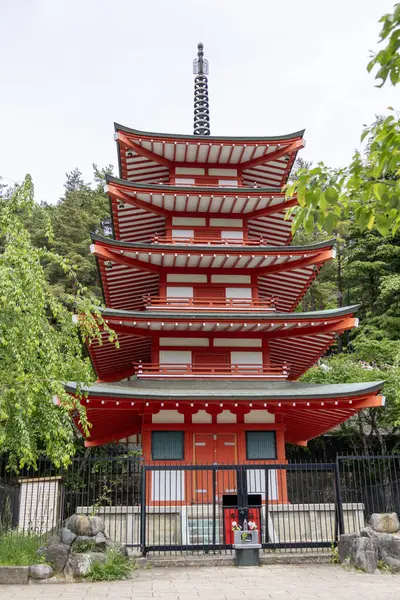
[1,455,400,554]
[0,456,142,546]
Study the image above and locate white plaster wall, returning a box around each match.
[152,471,185,501]
[247,470,278,501]
[209,218,243,227]
[208,168,238,176]
[221,230,244,241]
[172,229,194,239]
[159,350,191,365]
[218,180,238,186]
[211,275,251,283]
[166,286,193,298]
[192,410,212,424]
[231,351,263,365]
[172,217,206,226]
[174,178,195,185]
[152,410,184,424]
[226,287,252,299]
[176,167,205,175]
[167,274,207,283]
[160,337,209,347]
[214,338,262,348]
[18,479,61,534]
[244,410,275,424]
[217,411,237,424]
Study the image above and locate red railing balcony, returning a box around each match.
[143,295,277,311]
[152,235,268,246]
[132,362,289,380]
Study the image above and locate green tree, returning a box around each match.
[26,166,112,301]
[0,175,115,468]
[285,4,400,237]
[301,355,400,455]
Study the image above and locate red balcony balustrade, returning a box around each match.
[152,235,268,246]
[132,362,289,379]
[143,295,277,311]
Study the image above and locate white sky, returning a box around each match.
[0,0,398,203]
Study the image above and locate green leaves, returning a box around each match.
[285,5,400,238]
[368,3,400,87]
[0,176,114,469]
[285,112,400,237]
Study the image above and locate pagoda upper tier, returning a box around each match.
[114,124,305,187]
[106,177,296,246]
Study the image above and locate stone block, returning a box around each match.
[45,543,70,573]
[47,533,61,546]
[0,566,29,584]
[66,514,105,537]
[370,512,400,534]
[105,540,128,557]
[60,527,76,546]
[94,531,107,550]
[65,551,106,578]
[29,564,54,580]
[354,537,378,573]
[338,533,357,562]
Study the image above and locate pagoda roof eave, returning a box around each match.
[99,305,360,321]
[91,232,335,254]
[106,175,284,195]
[114,123,306,144]
[65,379,384,401]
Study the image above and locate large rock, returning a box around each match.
[29,564,54,580]
[360,526,378,540]
[338,533,357,562]
[65,552,106,578]
[104,539,129,558]
[45,543,70,573]
[376,532,400,570]
[353,537,378,573]
[370,512,400,534]
[66,515,105,537]
[60,527,77,546]
[47,533,61,546]
[94,532,107,550]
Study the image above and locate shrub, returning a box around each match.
[0,531,44,566]
[86,548,133,581]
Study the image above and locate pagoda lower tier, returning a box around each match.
[66,379,385,450]
[88,305,359,382]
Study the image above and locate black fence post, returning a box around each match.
[237,466,248,529]
[334,457,345,540]
[264,466,269,545]
[212,468,217,548]
[140,465,147,555]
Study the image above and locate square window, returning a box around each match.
[151,431,184,460]
[246,431,276,460]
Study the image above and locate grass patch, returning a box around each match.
[73,539,98,553]
[86,548,133,581]
[0,531,44,566]
[330,543,340,564]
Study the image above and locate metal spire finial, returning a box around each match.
[193,42,210,135]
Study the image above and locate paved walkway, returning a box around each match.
[0,565,399,600]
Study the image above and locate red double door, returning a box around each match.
[193,434,237,503]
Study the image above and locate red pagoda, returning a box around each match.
[67,43,384,473]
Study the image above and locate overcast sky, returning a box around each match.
[0,0,397,203]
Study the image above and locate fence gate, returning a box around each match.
[140,462,344,554]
